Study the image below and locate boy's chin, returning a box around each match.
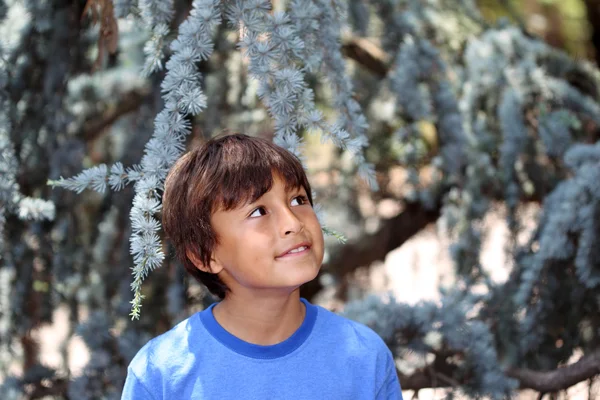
[274,265,321,288]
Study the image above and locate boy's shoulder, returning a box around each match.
[128,312,200,373]
[313,303,391,354]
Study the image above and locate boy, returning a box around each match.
[121,133,403,399]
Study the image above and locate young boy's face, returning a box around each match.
[206,172,325,296]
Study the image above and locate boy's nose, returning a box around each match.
[278,208,304,236]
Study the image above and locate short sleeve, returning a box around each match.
[376,347,403,400]
[121,368,157,400]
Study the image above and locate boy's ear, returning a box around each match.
[186,249,224,274]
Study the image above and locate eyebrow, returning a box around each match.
[240,186,305,211]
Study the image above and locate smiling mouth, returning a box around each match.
[276,245,311,258]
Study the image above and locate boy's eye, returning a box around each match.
[248,195,309,218]
[291,195,308,206]
[249,207,267,218]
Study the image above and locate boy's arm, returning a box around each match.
[376,347,404,400]
[121,367,158,400]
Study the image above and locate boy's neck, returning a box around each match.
[211,290,306,346]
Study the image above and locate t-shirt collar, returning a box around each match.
[199,297,317,359]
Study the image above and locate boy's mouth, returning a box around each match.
[276,242,311,258]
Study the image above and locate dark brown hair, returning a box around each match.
[161,133,314,299]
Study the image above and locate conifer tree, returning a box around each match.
[0,0,599,398]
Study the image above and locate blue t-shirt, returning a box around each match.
[121,297,403,399]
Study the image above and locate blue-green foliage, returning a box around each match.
[51,0,375,319]
[538,109,574,157]
[515,142,600,361]
[291,0,370,144]
[231,0,374,184]
[343,2,600,396]
[113,0,135,19]
[67,311,152,399]
[0,376,23,400]
[391,37,434,120]
[0,3,58,387]
[139,0,175,76]
[342,291,518,399]
[0,24,53,252]
[498,87,527,215]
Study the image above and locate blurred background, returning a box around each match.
[1,0,600,399]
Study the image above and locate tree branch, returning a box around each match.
[398,348,600,393]
[28,377,68,399]
[301,200,441,301]
[341,36,391,78]
[583,0,600,68]
[506,348,600,392]
[332,200,440,276]
[78,87,150,142]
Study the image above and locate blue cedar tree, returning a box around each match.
[0,0,598,398]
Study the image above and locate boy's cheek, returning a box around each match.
[313,225,325,259]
